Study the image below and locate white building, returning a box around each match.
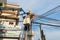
[0,0,21,40]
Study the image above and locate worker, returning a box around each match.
[31,13,36,22]
[23,12,31,31]
[23,12,35,31]
[30,13,36,30]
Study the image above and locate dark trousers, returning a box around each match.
[24,24,30,31]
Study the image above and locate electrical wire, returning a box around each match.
[35,16,60,21]
[36,19,60,24]
[33,22,60,27]
[40,5,60,17]
[18,6,60,27]
[19,5,60,22]
[19,20,60,27]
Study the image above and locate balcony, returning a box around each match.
[2,10,17,15]
[6,3,20,8]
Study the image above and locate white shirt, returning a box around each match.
[23,15,31,24]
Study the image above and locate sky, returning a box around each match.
[7,0,60,40]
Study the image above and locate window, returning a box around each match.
[0,3,2,6]
[0,29,7,32]
[9,22,14,25]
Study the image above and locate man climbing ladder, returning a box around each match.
[23,12,31,31]
[23,11,35,40]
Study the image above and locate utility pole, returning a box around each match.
[27,30,32,40]
[27,24,34,40]
[40,24,42,40]
[24,29,33,40]
[40,24,46,40]
[24,31,27,40]
[24,26,33,40]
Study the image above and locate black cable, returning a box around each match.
[32,23,60,30]
[19,6,60,22]
[19,20,60,27]
[37,19,60,24]
[38,19,56,23]
[33,22,60,27]
[40,5,60,17]
[43,27,60,30]
[19,17,60,27]
[35,16,60,21]
[19,8,27,15]
[17,6,60,27]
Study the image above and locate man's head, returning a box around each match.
[31,14,35,19]
[27,12,31,16]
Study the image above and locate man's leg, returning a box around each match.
[24,24,28,40]
[27,24,30,31]
[24,24,28,31]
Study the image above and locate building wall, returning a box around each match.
[0,0,7,3]
[0,38,18,40]
[0,2,21,40]
[6,3,20,8]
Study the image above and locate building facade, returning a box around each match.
[0,0,21,40]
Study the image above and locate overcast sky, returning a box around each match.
[7,0,60,40]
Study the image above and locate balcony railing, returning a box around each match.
[0,20,21,31]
